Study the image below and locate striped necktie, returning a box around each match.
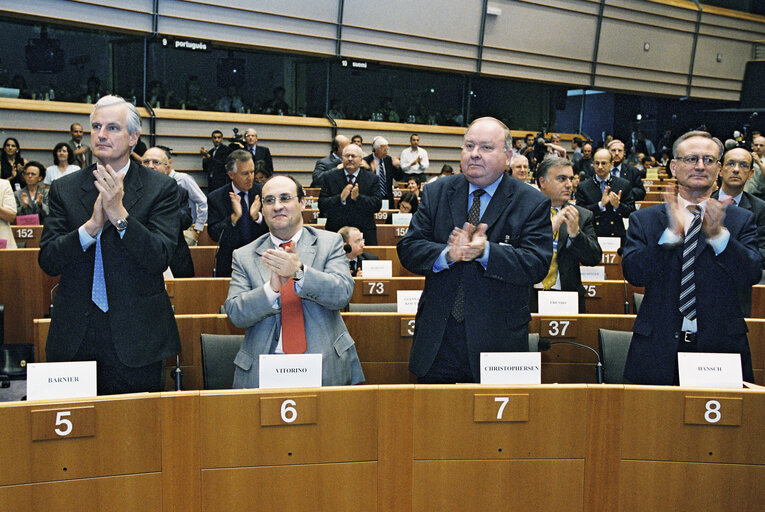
[679,205,702,320]
[451,189,485,322]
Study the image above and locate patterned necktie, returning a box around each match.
[451,189,485,322]
[378,159,387,197]
[679,205,702,320]
[348,174,355,186]
[279,241,307,354]
[541,208,559,289]
[611,167,619,178]
[239,191,251,243]
[92,234,108,312]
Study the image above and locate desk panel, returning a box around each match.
[199,387,377,468]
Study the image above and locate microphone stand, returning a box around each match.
[540,339,604,384]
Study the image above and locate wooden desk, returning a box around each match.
[1,385,763,512]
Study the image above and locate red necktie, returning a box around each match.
[279,241,307,354]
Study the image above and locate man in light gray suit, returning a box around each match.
[224,175,365,388]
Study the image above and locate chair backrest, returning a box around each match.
[348,303,399,312]
[0,343,35,377]
[598,329,632,384]
[528,333,540,352]
[0,304,4,345]
[200,334,244,389]
[632,292,644,314]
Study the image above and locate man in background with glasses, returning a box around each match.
[225,175,364,388]
[622,131,761,385]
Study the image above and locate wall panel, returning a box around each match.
[0,0,153,33]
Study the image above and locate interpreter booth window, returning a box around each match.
[327,60,466,126]
[146,42,327,117]
[0,19,142,104]
[468,75,561,133]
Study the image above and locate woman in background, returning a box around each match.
[1,137,26,191]
[45,142,81,186]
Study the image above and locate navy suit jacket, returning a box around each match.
[39,162,181,368]
[363,154,404,202]
[622,202,761,384]
[397,173,552,380]
[207,183,268,277]
[319,167,382,245]
[575,175,634,242]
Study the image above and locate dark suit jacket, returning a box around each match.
[531,204,603,313]
[613,163,646,201]
[203,144,231,193]
[319,168,382,245]
[311,153,341,188]
[363,154,404,202]
[575,175,635,243]
[170,186,195,278]
[574,158,593,178]
[711,189,765,316]
[207,183,268,278]
[622,202,761,384]
[397,173,552,380]
[38,162,181,368]
[349,251,379,276]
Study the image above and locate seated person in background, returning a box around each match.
[254,161,270,185]
[15,161,49,221]
[215,85,245,113]
[532,157,602,313]
[224,176,365,388]
[427,164,454,184]
[45,142,81,186]
[398,192,419,214]
[0,177,18,248]
[338,225,378,277]
[406,177,421,198]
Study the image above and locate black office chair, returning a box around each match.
[348,303,398,312]
[632,293,644,314]
[597,329,632,384]
[200,334,244,389]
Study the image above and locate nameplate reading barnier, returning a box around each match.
[26,361,97,401]
[480,352,541,385]
[678,352,743,388]
[259,354,322,389]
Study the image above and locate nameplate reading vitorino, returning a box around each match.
[678,352,743,388]
[480,352,541,385]
[26,361,97,401]
[259,354,322,389]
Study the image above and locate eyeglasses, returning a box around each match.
[142,159,167,166]
[723,160,750,170]
[678,155,718,166]
[263,194,298,205]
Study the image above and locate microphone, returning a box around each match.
[212,224,226,277]
[538,338,604,384]
[616,247,630,314]
[173,355,183,391]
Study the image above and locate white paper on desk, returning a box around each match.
[480,352,541,385]
[259,354,322,389]
[678,352,743,388]
[391,213,412,225]
[362,259,392,278]
[597,237,621,252]
[580,266,606,281]
[316,217,327,225]
[26,361,97,401]
[397,290,422,313]
[537,290,578,315]
[381,199,389,210]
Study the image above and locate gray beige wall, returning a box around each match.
[1,0,763,102]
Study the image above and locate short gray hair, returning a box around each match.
[90,95,142,135]
[225,149,252,173]
[372,136,388,151]
[536,156,572,182]
[672,130,723,159]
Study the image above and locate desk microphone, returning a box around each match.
[617,247,630,314]
[173,355,183,391]
[212,224,226,277]
[538,338,604,384]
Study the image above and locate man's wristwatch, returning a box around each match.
[114,216,129,232]
[293,264,304,281]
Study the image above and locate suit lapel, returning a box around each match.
[252,236,273,285]
[78,167,99,219]
[480,174,513,231]
[122,162,143,213]
[297,227,318,270]
[447,177,469,228]
[557,204,569,247]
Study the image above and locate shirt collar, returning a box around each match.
[717,188,742,205]
[231,183,247,196]
[270,227,303,248]
[468,174,503,198]
[344,169,360,179]
[677,195,709,215]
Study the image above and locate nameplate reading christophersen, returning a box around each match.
[259,354,322,389]
[678,352,743,388]
[26,361,97,401]
[480,352,541,385]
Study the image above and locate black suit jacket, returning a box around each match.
[613,163,646,201]
[622,202,761,384]
[711,189,765,316]
[170,186,195,278]
[349,251,379,276]
[319,168,382,245]
[39,162,181,368]
[363,154,404,202]
[311,153,342,188]
[575,175,635,243]
[203,144,231,193]
[207,183,268,277]
[397,174,552,380]
[531,204,603,313]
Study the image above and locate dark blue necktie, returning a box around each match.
[239,191,251,242]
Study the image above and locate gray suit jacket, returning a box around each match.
[225,226,364,388]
